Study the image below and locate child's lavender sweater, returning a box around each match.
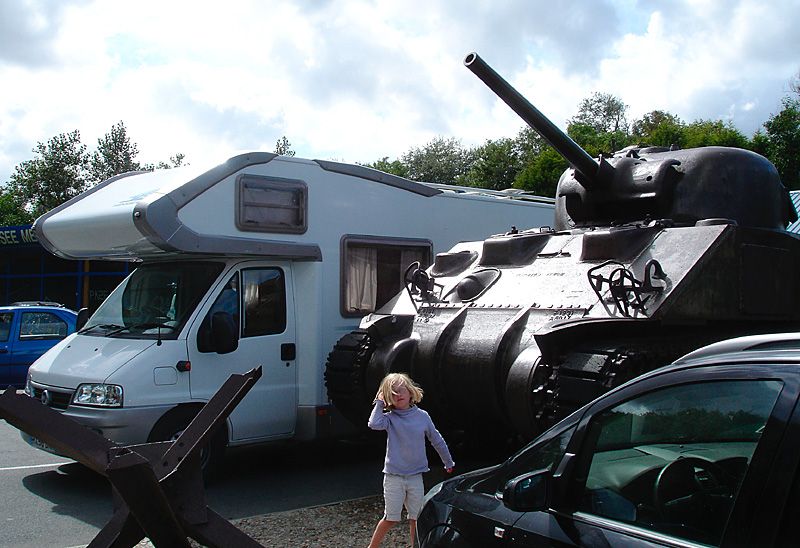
[368,401,455,475]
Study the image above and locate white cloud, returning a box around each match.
[0,0,797,186]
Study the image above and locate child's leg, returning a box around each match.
[371,474,404,547]
[369,519,397,548]
[404,474,425,547]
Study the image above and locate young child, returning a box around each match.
[367,373,454,548]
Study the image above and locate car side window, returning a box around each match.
[0,312,12,342]
[242,268,286,337]
[576,379,782,546]
[19,312,68,339]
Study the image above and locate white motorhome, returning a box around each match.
[25,152,554,468]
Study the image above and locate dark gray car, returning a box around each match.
[416,333,800,547]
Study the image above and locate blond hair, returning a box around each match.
[377,373,424,410]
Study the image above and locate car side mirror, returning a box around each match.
[210,311,238,354]
[502,469,549,512]
[76,308,90,330]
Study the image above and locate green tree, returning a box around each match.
[513,146,567,197]
[401,137,475,185]
[514,126,548,163]
[7,130,89,217]
[683,120,749,148]
[631,110,686,148]
[759,97,800,189]
[0,190,34,225]
[274,136,295,156]
[364,157,409,178]
[461,138,521,190]
[90,121,141,182]
[142,153,186,171]
[570,92,630,152]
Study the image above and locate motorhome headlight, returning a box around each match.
[73,384,123,407]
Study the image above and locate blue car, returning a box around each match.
[0,303,78,389]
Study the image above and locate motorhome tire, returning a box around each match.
[148,405,227,480]
[324,329,375,427]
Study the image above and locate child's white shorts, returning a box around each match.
[383,473,424,521]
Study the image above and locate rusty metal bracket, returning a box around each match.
[0,367,264,548]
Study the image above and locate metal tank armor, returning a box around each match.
[325,53,800,440]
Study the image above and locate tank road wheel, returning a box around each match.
[325,329,377,427]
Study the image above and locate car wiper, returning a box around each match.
[107,322,175,336]
[78,323,125,334]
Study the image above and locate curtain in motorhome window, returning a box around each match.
[342,240,431,316]
[346,247,377,313]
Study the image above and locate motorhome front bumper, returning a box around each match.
[23,385,175,449]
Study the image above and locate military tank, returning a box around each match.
[325,52,800,440]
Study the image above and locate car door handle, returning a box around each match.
[0,349,8,354]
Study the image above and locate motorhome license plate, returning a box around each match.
[21,432,57,454]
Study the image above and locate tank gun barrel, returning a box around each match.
[464,52,612,188]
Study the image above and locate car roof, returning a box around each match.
[632,332,800,383]
[0,304,78,314]
[676,332,800,363]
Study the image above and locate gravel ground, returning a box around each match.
[236,495,410,547]
[135,495,412,547]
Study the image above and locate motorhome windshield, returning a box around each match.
[81,261,224,339]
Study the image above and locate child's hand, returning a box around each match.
[445,467,454,474]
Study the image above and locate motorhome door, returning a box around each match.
[188,263,297,441]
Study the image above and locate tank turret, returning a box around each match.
[464,52,796,232]
[325,52,800,440]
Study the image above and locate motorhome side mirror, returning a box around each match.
[76,308,90,330]
[502,469,549,512]
[210,311,238,354]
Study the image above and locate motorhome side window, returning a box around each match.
[342,239,431,316]
[236,175,307,234]
[242,269,286,336]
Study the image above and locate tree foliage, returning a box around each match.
[363,157,409,178]
[2,123,185,224]
[0,190,34,225]
[90,121,141,182]
[401,137,475,185]
[7,130,89,218]
[363,85,800,200]
[682,120,749,148]
[142,153,186,171]
[631,110,686,148]
[274,136,296,156]
[460,138,521,190]
[570,92,629,153]
[759,97,800,189]
[513,146,567,197]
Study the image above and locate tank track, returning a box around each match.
[536,341,706,428]
[324,329,375,427]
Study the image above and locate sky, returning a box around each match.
[1,0,798,184]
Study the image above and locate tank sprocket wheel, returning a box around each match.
[324,329,376,427]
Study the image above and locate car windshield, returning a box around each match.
[81,261,224,339]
